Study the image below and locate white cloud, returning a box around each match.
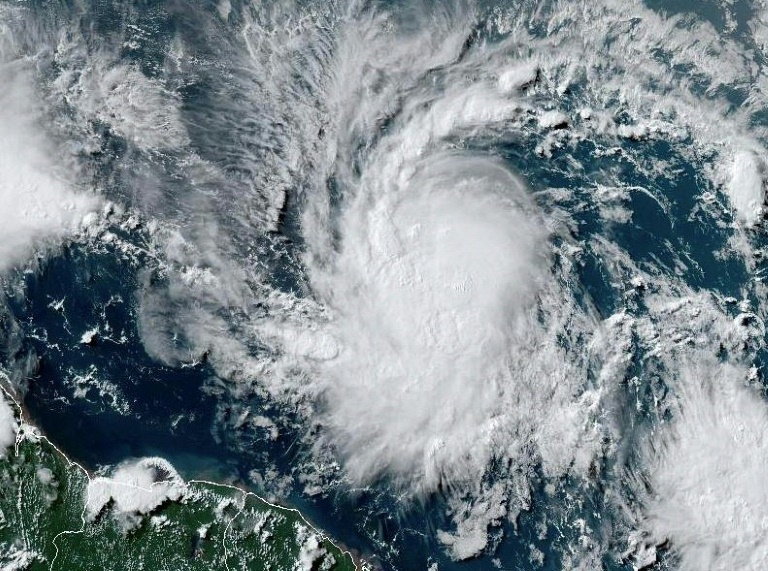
[52,57,189,151]
[294,523,329,571]
[0,390,18,457]
[311,155,552,491]
[728,150,764,227]
[71,1,768,557]
[86,457,187,528]
[437,482,508,560]
[0,52,98,272]
[497,62,538,94]
[539,110,569,129]
[253,10,608,498]
[240,0,768,503]
[640,364,768,571]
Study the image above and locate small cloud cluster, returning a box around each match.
[86,457,187,529]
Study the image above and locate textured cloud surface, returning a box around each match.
[314,155,548,489]
[259,9,611,496]
[642,365,768,571]
[0,390,17,457]
[0,46,97,271]
[86,458,187,527]
[728,150,765,227]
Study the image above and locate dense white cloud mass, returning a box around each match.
[313,155,548,489]
[728,150,765,227]
[640,365,768,571]
[245,10,611,496]
[0,63,98,271]
[86,457,187,527]
[0,15,98,271]
[0,391,18,457]
[221,0,768,507]
[156,0,768,513]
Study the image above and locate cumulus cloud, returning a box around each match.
[52,55,189,151]
[497,61,538,93]
[640,364,768,571]
[86,457,187,528]
[294,523,330,571]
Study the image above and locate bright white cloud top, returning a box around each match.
[640,365,768,571]
[315,155,547,489]
[248,10,610,501]
[0,391,18,457]
[728,150,765,227]
[0,42,98,272]
[86,458,187,527]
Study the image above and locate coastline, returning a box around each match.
[0,372,366,571]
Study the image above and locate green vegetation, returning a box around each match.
[0,400,357,571]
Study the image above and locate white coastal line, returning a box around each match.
[0,372,364,571]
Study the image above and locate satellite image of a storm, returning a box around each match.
[3,0,768,569]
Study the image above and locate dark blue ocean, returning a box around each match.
[2,0,767,569]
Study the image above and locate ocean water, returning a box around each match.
[3,107,742,571]
[3,0,768,569]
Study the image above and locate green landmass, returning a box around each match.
[0,395,358,571]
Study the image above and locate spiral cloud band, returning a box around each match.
[312,154,547,489]
[7,0,768,567]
